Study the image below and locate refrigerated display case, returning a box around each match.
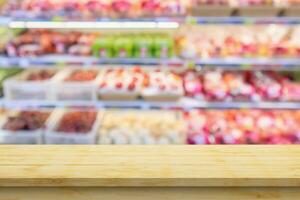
[0,0,299,199]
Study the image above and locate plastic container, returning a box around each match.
[53,68,101,101]
[0,110,52,144]
[3,68,59,101]
[45,109,102,144]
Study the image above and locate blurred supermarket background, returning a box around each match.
[0,0,299,144]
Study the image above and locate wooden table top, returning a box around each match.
[0,145,299,187]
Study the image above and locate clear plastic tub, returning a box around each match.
[53,68,101,101]
[0,110,52,144]
[45,109,102,144]
[3,68,60,101]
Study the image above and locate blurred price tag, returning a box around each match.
[186,17,197,25]
[19,58,30,68]
[57,62,66,68]
[51,16,65,22]
[185,61,196,70]
[241,64,251,70]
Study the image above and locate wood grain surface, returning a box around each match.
[0,187,300,200]
[0,145,299,187]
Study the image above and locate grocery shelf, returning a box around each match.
[195,58,300,68]
[186,17,300,25]
[0,56,299,69]
[0,56,184,67]
[1,17,300,28]
[2,98,299,110]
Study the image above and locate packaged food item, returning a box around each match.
[99,110,185,144]
[92,36,114,58]
[45,109,101,144]
[98,67,144,100]
[0,110,51,144]
[142,69,184,101]
[133,35,153,58]
[113,36,134,58]
[4,68,58,100]
[153,35,174,58]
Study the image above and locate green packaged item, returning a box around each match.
[92,36,114,58]
[133,35,153,58]
[153,35,174,58]
[113,36,133,58]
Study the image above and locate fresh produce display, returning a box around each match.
[2,0,190,19]
[185,109,300,144]
[98,67,183,101]
[183,70,300,102]
[56,111,97,133]
[93,34,174,58]
[2,111,50,131]
[99,110,185,144]
[4,30,175,59]
[5,30,97,57]
[179,25,300,59]
[0,108,299,144]
[3,67,300,102]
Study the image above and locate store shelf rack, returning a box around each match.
[0,56,299,69]
[2,98,300,110]
[1,16,300,28]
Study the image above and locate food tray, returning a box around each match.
[53,68,101,101]
[0,110,52,144]
[237,6,281,17]
[98,109,185,145]
[45,109,102,144]
[191,6,233,16]
[3,68,59,101]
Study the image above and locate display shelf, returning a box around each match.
[0,56,299,69]
[2,98,300,110]
[0,56,185,67]
[2,17,300,28]
[195,58,300,68]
